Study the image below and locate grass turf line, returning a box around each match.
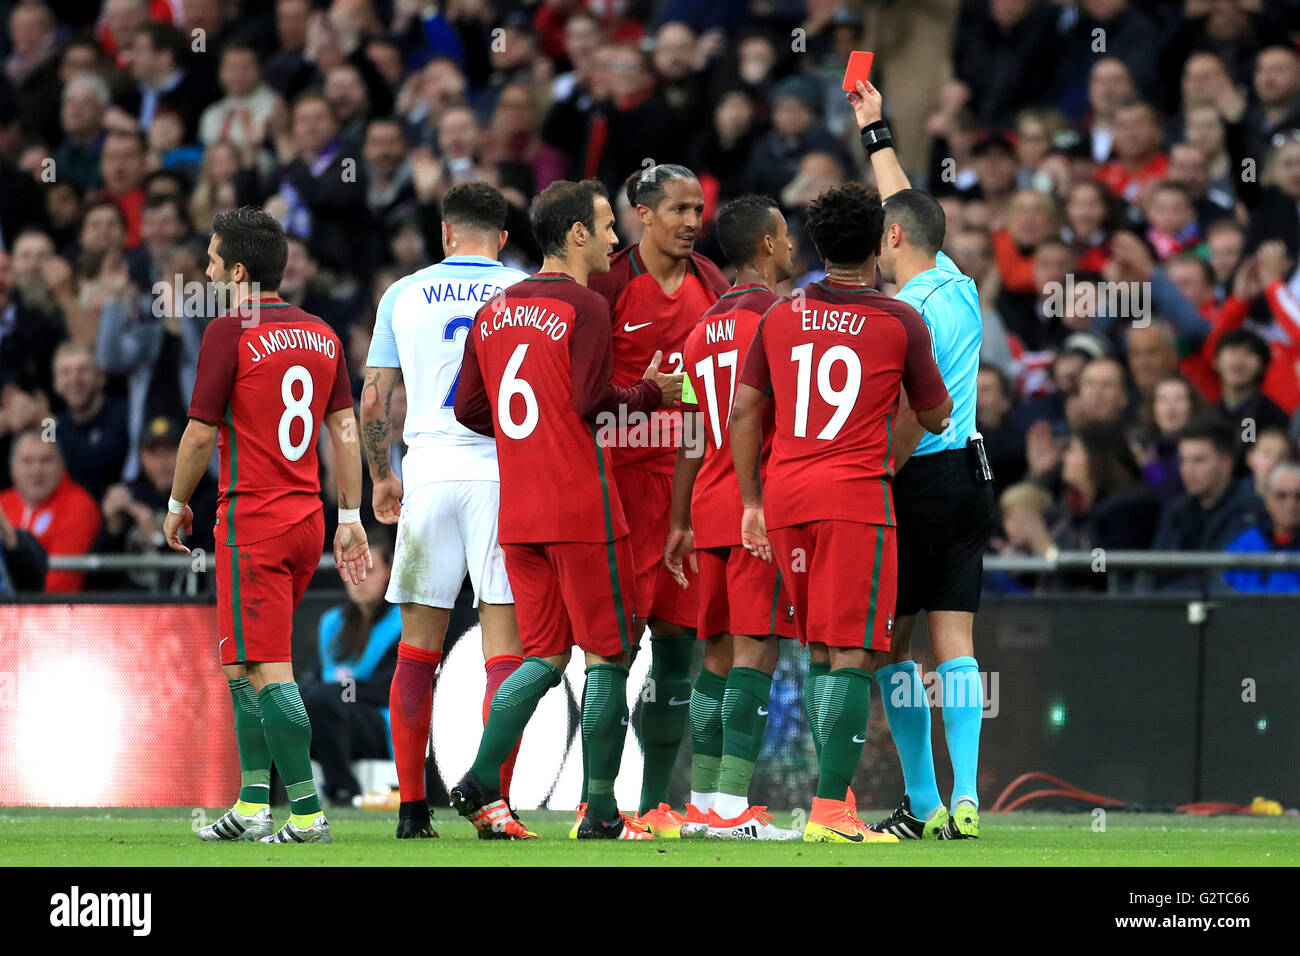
[1,809,1296,867]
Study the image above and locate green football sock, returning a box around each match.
[579,677,590,805]
[471,657,560,790]
[582,663,630,822]
[815,667,872,801]
[637,636,694,813]
[228,677,272,807]
[688,667,727,796]
[805,659,830,759]
[717,667,772,800]
[257,682,320,817]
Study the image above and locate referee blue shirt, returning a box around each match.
[895,251,982,458]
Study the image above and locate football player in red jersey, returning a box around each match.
[588,164,729,834]
[450,179,682,840]
[164,207,372,845]
[662,195,802,840]
[731,182,952,844]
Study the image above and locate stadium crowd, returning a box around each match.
[3,0,1300,595]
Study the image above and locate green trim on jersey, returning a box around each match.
[813,280,875,295]
[230,544,246,661]
[864,525,884,650]
[717,284,766,301]
[224,404,239,546]
[882,413,894,526]
[591,426,631,652]
[768,569,784,637]
[629,248,644,277]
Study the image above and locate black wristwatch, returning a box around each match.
[860,120,893,156]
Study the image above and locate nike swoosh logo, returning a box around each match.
[668,697,690,706]
[621,716,631,726]
[219,637,229,647]
[852,735,867,743]
[757,707,768,716]
[623,321,653,332]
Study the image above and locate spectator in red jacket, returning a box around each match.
[0,427,100,592]
[1095,101,1169,206]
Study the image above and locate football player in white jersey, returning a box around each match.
[361,182,530,839]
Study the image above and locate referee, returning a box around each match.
[849,80,994,841]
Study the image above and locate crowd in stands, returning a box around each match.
[3,0,1300,595]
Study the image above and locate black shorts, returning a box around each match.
[893,447,994,616]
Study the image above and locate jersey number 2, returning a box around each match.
[442,315,475,407]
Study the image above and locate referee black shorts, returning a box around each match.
[892,447,994,617]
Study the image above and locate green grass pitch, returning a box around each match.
[2,808,1297,866]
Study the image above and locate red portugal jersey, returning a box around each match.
[188,298,353,546]
[454,273,661,545]
[680,284,776,549]
[738,280,948,530]
[589,245,729,472]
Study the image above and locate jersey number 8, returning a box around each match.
[278,364,314,461]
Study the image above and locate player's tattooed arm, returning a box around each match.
[359,366,400,480]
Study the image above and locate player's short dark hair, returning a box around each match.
[531,178,608,258]
[715,195,779,269]
[211,206,288,289]
[1179,415,1237,457]
[883,188,946,255]
[805,181,885,268]
[624,164,697,211]
[441,182,508,234]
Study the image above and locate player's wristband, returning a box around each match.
[167,496,187,515]
[339,507,361,525]
[860,121,893,156]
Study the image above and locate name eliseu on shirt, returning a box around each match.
[799,309,868,336]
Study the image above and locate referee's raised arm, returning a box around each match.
[847,80,911,199]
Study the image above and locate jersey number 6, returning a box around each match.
[498,343,539,439]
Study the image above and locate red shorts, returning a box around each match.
[502,537,637,659]
[695,545,798,640]
[613,464,696,628]
[768,520,897,651]
[216,511,324,665]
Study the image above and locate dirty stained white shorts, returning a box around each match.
[386,478,514,608]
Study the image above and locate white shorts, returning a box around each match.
[386,479,513,608]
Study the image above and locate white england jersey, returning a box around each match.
[368,255,529,483]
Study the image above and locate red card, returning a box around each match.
[842,51,874,93]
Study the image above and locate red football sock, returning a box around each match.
[484,654,524,801]
[389,642,442,803]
